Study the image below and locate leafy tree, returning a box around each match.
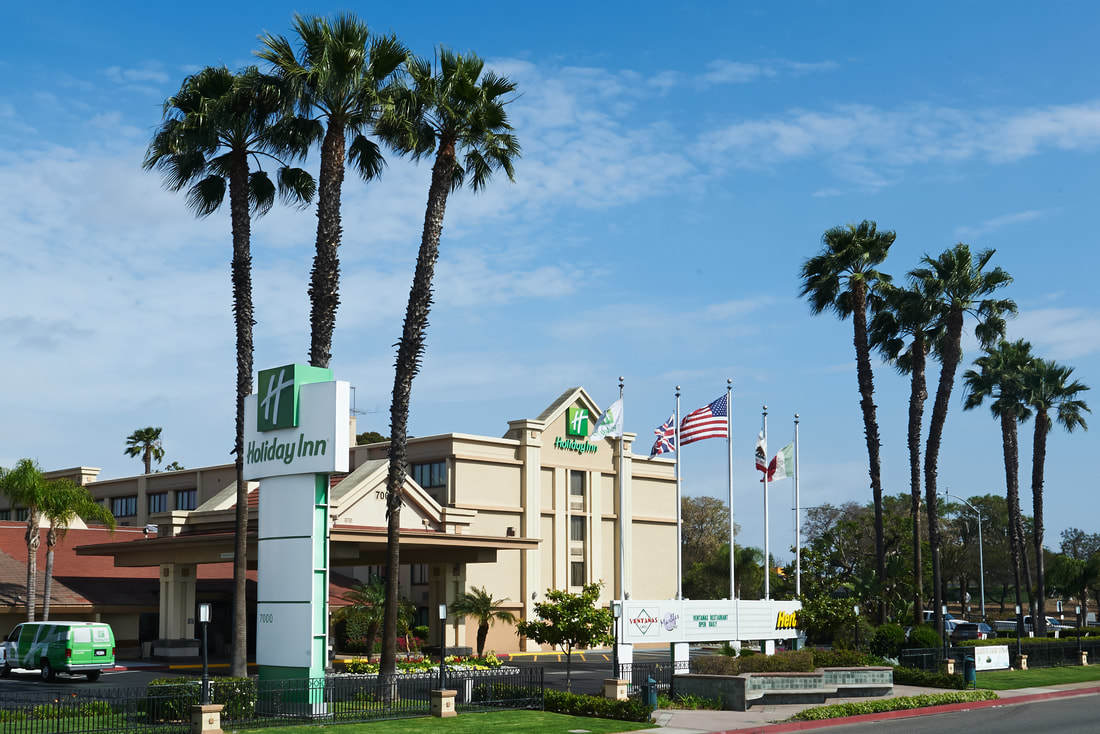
[259,14,406,368]
[355,430,388,445]
[145,65,315,677]
[684,543,763,600]
[450,585,516,657]
[912,243,1014,640]
[124,427,165,474]
[40,483,116,620]
[682,496,738,570]
[870,280,945,626]
[963,339,1033,632]
[800,220,894,622]
[157,461,186,472]
[375,49,519,677]
[516,583,612,691]
[1024,358,1089,631]
[1060,528,1100,561]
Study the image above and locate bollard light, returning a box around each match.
[438,603,448,689]
[199,602,212,704]
[199,602,211,624]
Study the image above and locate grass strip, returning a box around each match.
[977,664,1100,689]
[789,690,998,721]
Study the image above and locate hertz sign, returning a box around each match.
[775,611,799,630]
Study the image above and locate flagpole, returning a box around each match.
[794,413,801,598]
[675,385,683,601]
[763,404,770,600]
[618,376,626,603]
[727,378,735,600]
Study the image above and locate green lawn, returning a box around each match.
[978,665,1100,690]
[229,710,652,734]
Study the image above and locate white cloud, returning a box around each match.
[955,210,1046,239]
[1010,307,1100,360]
[701,59,838,85]
[700,101,1100,187]
[104,65,170,85]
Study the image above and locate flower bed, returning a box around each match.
[340,653,507,675]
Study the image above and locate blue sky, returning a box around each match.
[2,2,1099,561]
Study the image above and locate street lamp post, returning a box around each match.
[853,605,860,650]
[198,602,211,705]
[612,601,622,679]
[438,603,448,689]
[1077,606,1083,655]
[943,492,986,623]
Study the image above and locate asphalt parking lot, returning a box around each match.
[0,667,184,695]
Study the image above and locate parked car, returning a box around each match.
[992,615,1073,634]
[922,610,958,625]
[0,621,115,681]
[950,621,992,642]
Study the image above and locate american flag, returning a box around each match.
[650,414,676,456]
[679,394,729,445]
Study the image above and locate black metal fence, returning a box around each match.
[616,661,690,696]
[0,669,544,733]
[899,639,1100,672]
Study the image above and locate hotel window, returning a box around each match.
[148,493,168,514]
[0,510,9,521]
[15,508,29,522]
[175,489,197,511]
[411,461,446,489]
[570,561,586,587]
[570,515,586,542]
[111,496,137,518]
[569,471,585,498]
[411,564,429,585]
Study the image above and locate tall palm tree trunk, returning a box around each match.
[308,123,347,368]
[1000,412,1026,636]
[25,515,39,622]
[925,310,964,641]
[851,281,887,624]
[143,449,152,475]
[908,340,928,628]
[229,154,254,678]
[1031,410,1050,635]
[382,140,456,677]
[42,529,56,621]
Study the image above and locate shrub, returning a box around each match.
[832,617,876,651]
[147,677,255,721]
[656,693,721,710]
[412,625,430,640]
[811,649,883,668]
[790,690,996,721]
[890,666,966,689]
[904,624,943,650]
[544,690,653,722]
[692,649,815,675]
[870,623,907,659]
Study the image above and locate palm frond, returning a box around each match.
[277,166,316,208]
[348,133,386,181]
[186,175,226,217]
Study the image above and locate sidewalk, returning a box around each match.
[633,681,1100,733]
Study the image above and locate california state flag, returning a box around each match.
[768,442,795,481]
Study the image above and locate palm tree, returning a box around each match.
[124,427,165,474]
[0,460,56,621]
[335,578,386,654]
[869,281,944,627]
[963,339,1033,637]
[800,220,894,622]
[912,244,1014,641]
[1025,358,1089,634]
[374,49,519,677]
[259,14,406,368]
[145,65,315,677]
[450,586,517,657]
[40,483,116,620]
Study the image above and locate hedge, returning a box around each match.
[147,677,256,720]
[890,666,966,689]
[811,649,884,668]
[694,649,816,675]
[543,690,654,722]
[959,634,1097,647]
[791,690,997,721]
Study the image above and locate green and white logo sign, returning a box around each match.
[566,406,589,437]
[257,364,333,432]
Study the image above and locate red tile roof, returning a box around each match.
[0,523,358,609]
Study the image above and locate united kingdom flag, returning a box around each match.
[650,414,677,456]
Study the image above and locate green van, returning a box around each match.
[1,621,116,681]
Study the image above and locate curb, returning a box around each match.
[707,685,1100,733]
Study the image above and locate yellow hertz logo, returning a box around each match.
[775,611,799,630]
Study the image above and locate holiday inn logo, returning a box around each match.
[256,364,333,432]
[566,406,589,437]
